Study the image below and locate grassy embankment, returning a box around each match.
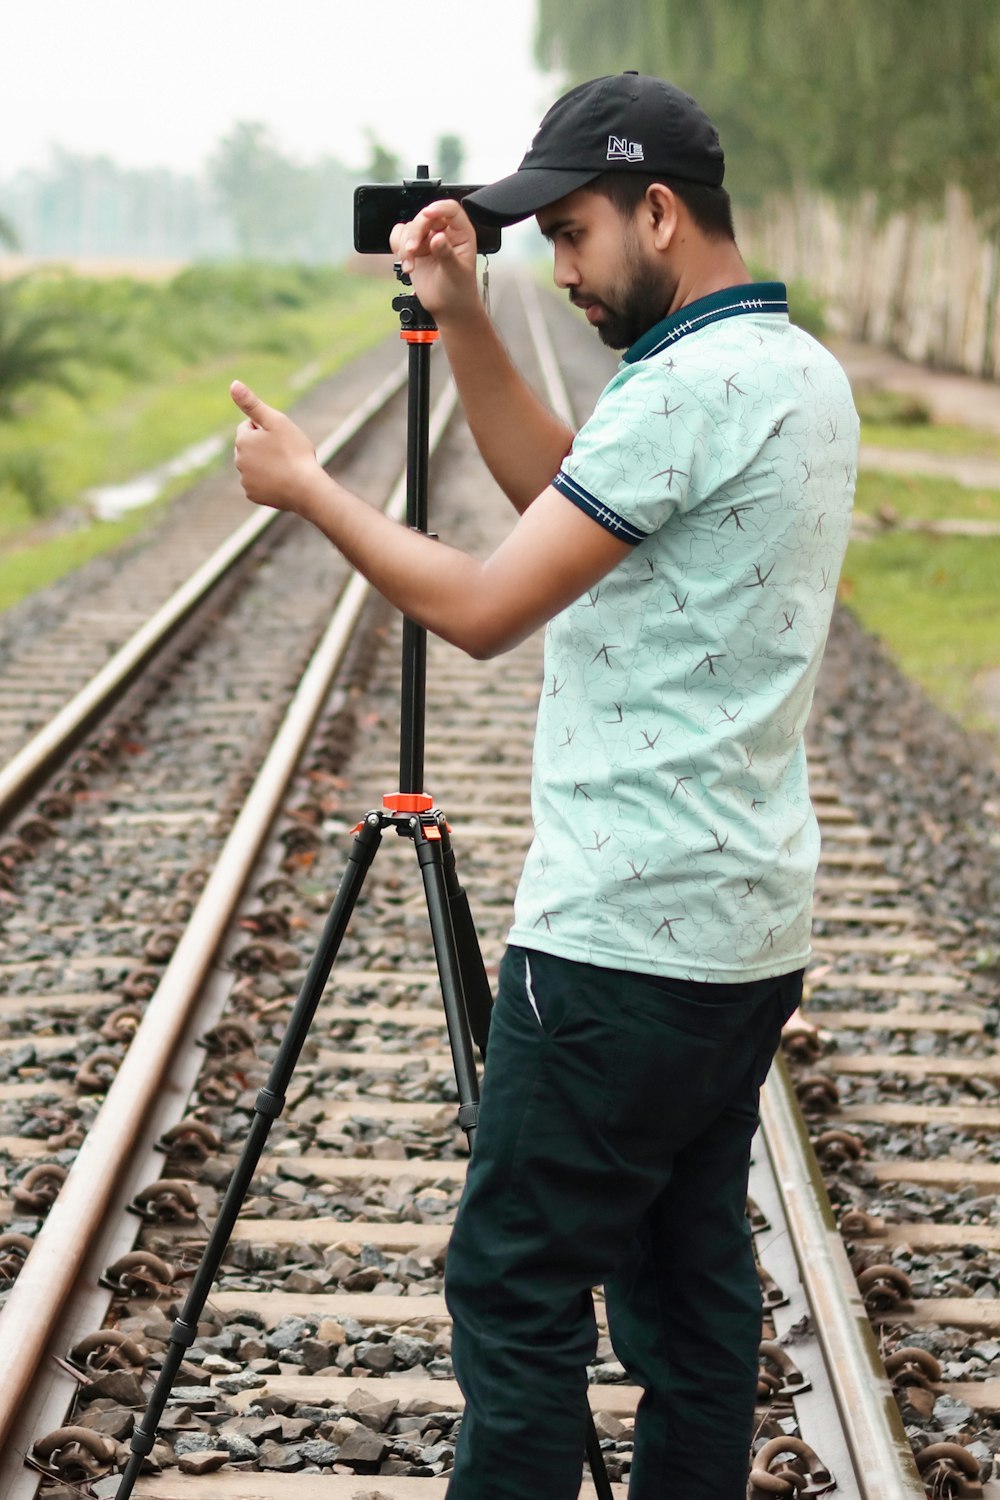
[0,264,393,612]
[844,390,1000,734]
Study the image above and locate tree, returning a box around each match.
[304,155,359,262]
[365,133,401,184]
[209,122,317,258]
[437,134,465,181]
[0,271,139,423]
[535,0,1000,219]
[0,279,82,418]
[0,212,18,251]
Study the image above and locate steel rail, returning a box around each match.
[0,358,408,831]
[759,1054,926,1499]
[0,372,459,1466]
[517,273,577,429]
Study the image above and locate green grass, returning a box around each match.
[0,272,391,507]
[860,419,1000,461]
[853,386,1000,461]
[0,504,167,614]
[0,266,395,609]
[854,468,1000,524]
[842,469,1000,733]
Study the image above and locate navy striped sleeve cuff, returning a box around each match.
[552,470,648,545]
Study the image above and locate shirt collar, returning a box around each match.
[623,282,789,364]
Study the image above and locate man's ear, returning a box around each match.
[644,184,680,251]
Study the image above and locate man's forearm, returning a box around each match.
[438,298,574,513]
[230,377,631,664]
[295,469,507,658]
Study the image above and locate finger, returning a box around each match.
[397,215,439,268]
[230,380,274,430]
[418,198,469,224]
[428,229,460,264]
[404,200,470,251]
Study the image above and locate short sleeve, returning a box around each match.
[553,360,730,543]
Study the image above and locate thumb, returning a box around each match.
[230,380,274,429]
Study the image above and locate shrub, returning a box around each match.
[853,387,931,426]
[0,450,53,517]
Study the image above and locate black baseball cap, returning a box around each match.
[464,72,725,228]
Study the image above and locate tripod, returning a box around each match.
[114,273,613,1500]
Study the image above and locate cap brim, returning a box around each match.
[464,167,602,227]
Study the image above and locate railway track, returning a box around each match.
[0,274,997,1498]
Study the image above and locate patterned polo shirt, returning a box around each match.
[506,283,859,981]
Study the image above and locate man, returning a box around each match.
[232,72,858,1500]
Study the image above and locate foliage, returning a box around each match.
[0,148,227,260]
[207,123,356,260]
[858,419,1000,462]
[854,469,1000,526]
[854,389,931,427]
[783,277,827,340]
[749,265,827,338]
[841,468,1000,733]
[0,505,158,614]
[1,138,360,263]
[534,1,1000,219]
[437,135,466,181]
[0,263,391,579]
[0,277,91,417]
[0,450,52,517]
[840,537,1000,735]
[0,263,358,415]
[0,212,18,250]
[210,123,308,258]
[365,133,402,184]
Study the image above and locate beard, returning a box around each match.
[571,228,676,350]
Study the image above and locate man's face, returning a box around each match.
[536,188,675,350]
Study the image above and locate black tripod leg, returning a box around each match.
[438,822,493,1056]
[586,1411,616,1500]
[413,821,614,1500]
[114,812,385,1500]
[413,822,481,1141]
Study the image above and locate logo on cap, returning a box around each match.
[607,135,644,162]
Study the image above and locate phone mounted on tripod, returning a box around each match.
[353,168,503,256]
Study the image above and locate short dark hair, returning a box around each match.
[587,171,736,242]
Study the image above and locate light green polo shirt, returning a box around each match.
[507,283,859,981]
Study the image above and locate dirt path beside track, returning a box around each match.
[833,338,1000,435]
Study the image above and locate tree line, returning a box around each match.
[0,127,465,263]
[535,0,1000,222]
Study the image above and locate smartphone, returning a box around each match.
[353,182,502,256]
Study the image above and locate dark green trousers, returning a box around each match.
[444,946,803,1500]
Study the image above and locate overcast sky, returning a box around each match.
[1,0,562,182]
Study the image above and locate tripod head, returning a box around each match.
[392,280,439,340]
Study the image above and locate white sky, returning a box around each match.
[0,0,562,182]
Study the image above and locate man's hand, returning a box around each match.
[231,381,321,513]
[389,199,482,326]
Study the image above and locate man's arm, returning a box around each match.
[231,382,629,659]
[391,200,575,513]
